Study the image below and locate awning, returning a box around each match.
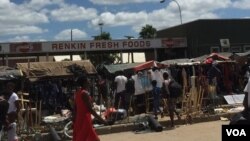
[207,53,231,60]
[133,60,165,72]
[16,60,97,79]
[104,63,142,74]
[235,50,250,57]
[161,58,193,66]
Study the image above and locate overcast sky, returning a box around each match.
[0,0,249,42]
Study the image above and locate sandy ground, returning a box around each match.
[99,120,230,141]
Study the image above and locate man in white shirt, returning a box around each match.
[5,82,20,115]
[114,71,127,109]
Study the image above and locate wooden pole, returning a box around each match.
[38,100,42,125]
[35,101,38,126]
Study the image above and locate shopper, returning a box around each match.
[5,82,20,115]
[151,80,163,119]
[168,79,182,127]
[114,71,127,109]
[6,112,18,141]
[73,75,108,141]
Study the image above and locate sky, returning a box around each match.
[0,0,250,43]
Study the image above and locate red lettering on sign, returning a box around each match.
[51,43,86,50]
[146,41,150,47]
[90,42,94,48]
[114,42,119,48]
[122,40,151,48]
[52,44,57,50]
[108,42,113,48]
[71,43,76,49]
[102,42,106,48]
[59,43,63,50]
[162,39,174,48]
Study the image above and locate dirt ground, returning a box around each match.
[99,120,229,141]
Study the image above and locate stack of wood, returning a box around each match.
[17,91,42,133]
[181,66,206,122]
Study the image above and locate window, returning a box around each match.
[243,45,250,52]
[230,46,242,53]
[210,46,220,53]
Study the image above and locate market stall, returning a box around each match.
[16,60,97,79]
[161,53,239,120]
[0,66,23,92]
[15,60,98,135]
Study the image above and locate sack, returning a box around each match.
[169,80,182,98]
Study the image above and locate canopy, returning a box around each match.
[16,60,97,79]
[0,66,23,80]
[133,60,165,72]
[104,63,142,74]
[161,58,196,66]
[207,52,231,60]
[192,54,209,62]
[235,50,250,57]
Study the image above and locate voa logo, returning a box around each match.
[226,129,246,136]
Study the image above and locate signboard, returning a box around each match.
[162,38,174,48]
[220,39,230,47]
[0,38,187,54]
[10,42,42,53]
[224,94,245,105]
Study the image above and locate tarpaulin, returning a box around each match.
[133,60,165,72]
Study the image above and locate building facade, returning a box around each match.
[156,19,250,61]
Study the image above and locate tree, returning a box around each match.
[81,32,120,67]
[93,32,111,40]
[139,24,157,39]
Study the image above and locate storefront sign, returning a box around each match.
[0,38,187,54]
[10,42,42,53]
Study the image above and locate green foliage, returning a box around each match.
[139,24,157,39]
[81,32,120,67]
[93,32,111,40]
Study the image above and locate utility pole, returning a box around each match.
[124,36,135,63]
[98,22,104,35]
[160,0,182,24]
[71,29,73,41]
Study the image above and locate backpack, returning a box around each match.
[168,80,182,98]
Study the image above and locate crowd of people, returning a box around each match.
[108,66,183,127]
[1,63,250,141]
